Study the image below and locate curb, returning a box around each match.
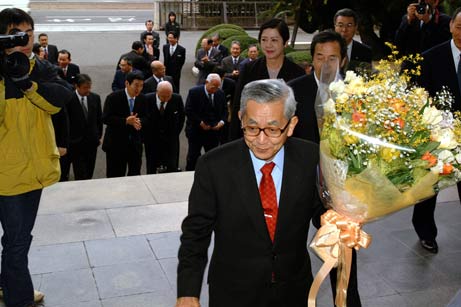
[29,2,154,10]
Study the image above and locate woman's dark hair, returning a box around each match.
[168,11,176,22]
[258,19,289,44]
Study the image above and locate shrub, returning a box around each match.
[285,51,312,65]
[221,35,258,53]
[195,27,247,52]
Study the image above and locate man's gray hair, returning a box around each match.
[206,73,221,83]
[240,79,297,119]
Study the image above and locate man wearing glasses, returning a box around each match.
[333,8,372,73]
[177,79,323,307]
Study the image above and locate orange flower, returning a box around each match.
[393,118,405,129]
[390,99,408,114]
[421,151,437,167]
[352,111,366,123]
[441,163,453,175]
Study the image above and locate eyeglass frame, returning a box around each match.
[241,118,292,138]
[334,23,356,29]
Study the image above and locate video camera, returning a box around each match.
[416,0,428,15]
[0,32,28,49]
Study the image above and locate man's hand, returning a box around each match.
[58,147,67,156]
[232,70,239,77]
[211,122,224,131]
[407,3,418,23]
[126,113,142,130]
[199,121,211,131]
[201,55,209,63]
[175,297,200,307]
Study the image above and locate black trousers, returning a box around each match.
[145,137,180,174]
[69,145,98,180]
[185,131,220,171]
[105,144,142,178]
[412,181,461,240]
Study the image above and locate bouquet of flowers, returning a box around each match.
[308,47,461,307]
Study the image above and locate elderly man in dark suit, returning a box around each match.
[288,30,362,307]
[102,71,148,177]
[412,7,461,254]
[38,32,58,64]
[144,81,185,174]
[211,32,229,59]
[163,31,186,93]
[142,60,175,94]
[57,49,80,85]
[176,79,322,307]
[185,73,227,171]
[194,38,221,84]
[220,40,244,81]
[65,74,103,180]
[333,8,372,73]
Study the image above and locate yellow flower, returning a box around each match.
[344,134,359,145]
[380,147,400,162]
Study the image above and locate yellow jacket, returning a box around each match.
[0,78,61,196]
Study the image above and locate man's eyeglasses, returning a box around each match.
[242,119,291,138]
[335,23,355,29]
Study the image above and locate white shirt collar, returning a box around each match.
[450,39,461,73]
[124,88,135,101]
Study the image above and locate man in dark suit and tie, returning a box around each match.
[185,73,227,171]
[117,41,151,79]
[239,44,259,71]
[65,74,103,180]
[333,8,372,73]
[57,49,80,85]
[140,19,160,51]
[411,7,461,254]
[163,31,186,93]
[288,30,362,307]
[144,81,185,174]
[211,32,229,59]
[102,71,148,177]
[220,40,244,81]
[142,60,175,94]
[176,79,322,307]
[194,38,221,84]
[38,32,58,64]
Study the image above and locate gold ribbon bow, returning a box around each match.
[308,210,372,307]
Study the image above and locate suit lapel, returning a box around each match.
[235,141,272,243]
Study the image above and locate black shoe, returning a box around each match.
[420,239,438,253]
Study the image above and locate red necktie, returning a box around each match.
[259,162,277,242]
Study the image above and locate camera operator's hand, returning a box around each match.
[3,52,33,91]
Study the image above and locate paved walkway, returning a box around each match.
[0,173,458,307]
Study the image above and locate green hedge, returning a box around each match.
[221,35,259,54]
[285,51,312,65]
[195,27,247,51]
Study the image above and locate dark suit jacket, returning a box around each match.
[140,30,160,49]
[178,138,321,306]
[185,85,227,138]
[142,75,175,94]
[58,63,80,85]
[117,50,150,79]
[44,44,58,64]
[66,92,103,149]
[220,55,244,80]
[143,92,185,142]
[163,43,186,81]
[194,48,222,84]
[421,41,461,111]
[216,44,229,59]
[229,56,305,140]
[111,70,128,92]
[288,73,320,143]
[348,40,372,73]
[102,90,148,152]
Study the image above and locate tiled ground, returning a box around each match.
[0,173,459,307]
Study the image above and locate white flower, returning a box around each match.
[431,160,444,174]
[344,71,358,83]
[323,98,336,114]
[437,150,454,163]
[432,128,459,149]
[329,80,345,94]
[422,106,443,126]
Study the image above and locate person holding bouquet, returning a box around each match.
[289,30,362,307]
[176,79,322,307]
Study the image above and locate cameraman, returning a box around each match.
[395,0,451,55]
[0,8,67,307]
